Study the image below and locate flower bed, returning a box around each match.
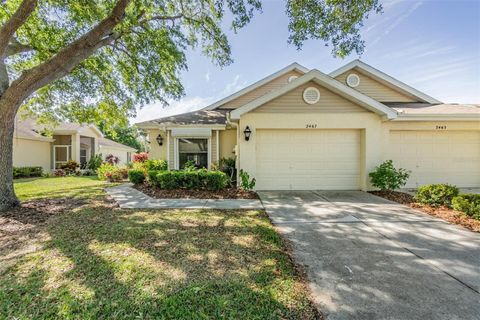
[134,183,258,199]
[370,190,480,232]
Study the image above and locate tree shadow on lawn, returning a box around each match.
[0,205,319,319]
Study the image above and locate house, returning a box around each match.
[136,60,480,190]
[13,118,136,171]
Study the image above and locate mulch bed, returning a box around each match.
[135,184,259,200]
[370,190,480,233]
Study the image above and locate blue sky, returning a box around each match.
[135,0,480,122]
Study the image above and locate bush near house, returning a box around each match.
[452,194,480,220]
[133,152,149,162]
[128,170,146,184]
[415,184,459,208]
[60,160,80,175]
[369,160,410,191]
[150,170,228,191]
[239,169,256,191]
[97,163,128,182]
[13,166,43,179]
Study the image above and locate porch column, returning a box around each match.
[72,133,81,163]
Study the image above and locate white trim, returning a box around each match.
[288,75,299,83]
[203,62,309,110]
[216,130,219,163]
[346,73,360,87]
[230,69,398,120]
[329,60,441,104]
[53,145,72,169]
[171,128,212,137]
[166,130,170,169]
[98,145,136,152]
[393,113,480,121]
[303,87,321,104]
[174,137,211,170]
[13,135,54,142]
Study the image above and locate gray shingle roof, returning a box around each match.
[385,102,480,114]
[99,137,136,151]
[136,109,228,127]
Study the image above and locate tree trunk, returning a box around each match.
[0,103,20,211]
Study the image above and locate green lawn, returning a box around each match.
[1,177,318,319]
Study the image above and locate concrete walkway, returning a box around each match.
[106,184,264,209]
[259,190,480,320]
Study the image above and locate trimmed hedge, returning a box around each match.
[452,194,480,220]
[128,170,146,184]
[150,170,228,191]
[415,184,459,207]
[13,166,43,179]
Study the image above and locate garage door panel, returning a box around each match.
[256,129,360,190]
[388,131,480,188]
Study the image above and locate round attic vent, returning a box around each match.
[346,73,360,87]
[288,75,299,83]
[303,87,320,104]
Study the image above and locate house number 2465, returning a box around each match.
[306,124,317,128]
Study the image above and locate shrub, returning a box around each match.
[79,169,96,176]
[97,163,116,181]
[415,184,459,208]
[145,159,168,171]
[105,154,120,165]
[53,169,66,177]
[153,170,228,190]
[369,160,410,191]
[239,169,256,191]
[155,171,178,189]
[133,152,149,163]
[219,157,236,186]
[60,160,80,175]
[204,170,229,191]
[128,170,146,184]
[117,167,129,180]
[87,154,103,171]
[452,194,480,220]
[13,166,43,179]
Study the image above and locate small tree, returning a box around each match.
[369,160,410,192]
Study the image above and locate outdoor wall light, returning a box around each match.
[156,134,164,146]
[243,126,252,141]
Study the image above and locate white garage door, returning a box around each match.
[387,131,480,188]
[255,129,361,190]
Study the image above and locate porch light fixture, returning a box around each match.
[243,126,252,141]
[156,134,164,146]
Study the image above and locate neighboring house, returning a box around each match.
[13,118,136,171]
[137,59,480,190]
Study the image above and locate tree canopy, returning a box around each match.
[0,0,382,210]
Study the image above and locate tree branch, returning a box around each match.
[1,0,130,109]
[0,0,37,58]
[5,38,33,56]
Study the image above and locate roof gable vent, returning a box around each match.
[288,75,299,83]
[346,73,360,87]
[303,87,321,104]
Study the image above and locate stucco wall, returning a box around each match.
[98,147,132,166]
[219,129,237,160]
[13,138,52,172]
[238,112,383,190]
[147,129,168,161]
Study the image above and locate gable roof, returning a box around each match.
[99,137,136,151]
[14,118,54,142]
[203,62,309,111]
[230,69,398,120]
[329,60,441,104]
[136,109,228,128]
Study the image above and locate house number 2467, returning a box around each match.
[306,124,317,128]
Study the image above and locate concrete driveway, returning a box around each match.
[259,191,480,320]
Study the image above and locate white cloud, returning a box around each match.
[205,71,210,82]
[134,96,215,124]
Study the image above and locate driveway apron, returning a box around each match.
[259,191,480,320]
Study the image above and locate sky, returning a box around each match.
[134,0,480,123]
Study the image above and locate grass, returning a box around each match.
[1,177,318,319]
[14,176,111,201]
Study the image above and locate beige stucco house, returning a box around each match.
[13,118,136,171]
[136,60,480,190]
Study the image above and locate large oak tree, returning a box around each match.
[0,0,381,211]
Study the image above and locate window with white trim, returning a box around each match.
[178,138,208,169]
